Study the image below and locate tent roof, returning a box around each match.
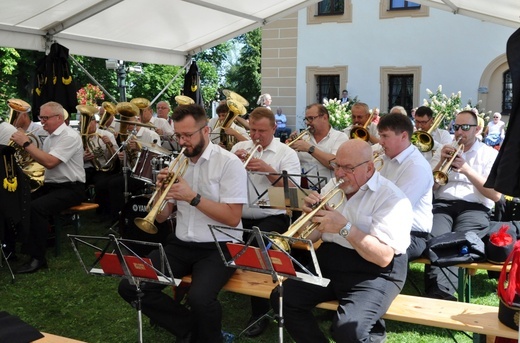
[0,0,319,66]
[413,0,520,28]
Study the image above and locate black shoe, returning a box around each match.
[369,332,387,343]
[426,288,457,301]
[16,258,48,274]
[243,316,269,337]
[175,331,192,343]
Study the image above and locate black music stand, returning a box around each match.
[208,225,329,343]
[68,234,179,343]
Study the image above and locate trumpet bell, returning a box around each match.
[175,95,195,105]
[411,131,433,152]
[134,217,158,234]
[433,171,448,186]
[349,127,370,141]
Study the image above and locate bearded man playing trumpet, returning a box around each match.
[270,139,412,343]
[118,104,248,343]
[287,103,348,188]
[426,110,501,300]
[230,107,300,337]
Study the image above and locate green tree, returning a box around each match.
[0,47,21,117]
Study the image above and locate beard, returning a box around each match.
[183,138,205,158]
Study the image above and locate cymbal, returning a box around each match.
[115,119,156,129]
[223,89,249,106]
[175,95,195,105]
[135,139,172,155]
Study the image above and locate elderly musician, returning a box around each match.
[344,102,380,145]
[230,107,300,337]
[426,110,501,300]
[10,101,85,273]
[209,102,250,149]
[376,113,433,261]
[270,139,412,342]
[287,103,348,189]
[8,100,47,144]
[118,103,248,343]
[413,106,452,166]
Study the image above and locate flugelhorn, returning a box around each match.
[243,141,263,168]
[270,179,345,252]
[411,112,445,152]
[134,147,189,234]
[286,128,311,148]
[349,113,373,141]
[433,138,464,186]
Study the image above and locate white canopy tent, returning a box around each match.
[0,0,320,66]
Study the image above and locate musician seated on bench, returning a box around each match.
[427,110,501,300]
[270,139,412,343]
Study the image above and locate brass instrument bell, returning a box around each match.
[223,89,249,106]
[175,95,195,105]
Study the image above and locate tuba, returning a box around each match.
[433,138,464,186]
[218,90,248,150]
[411,112,445,152]
[134,147,189,234]
[99,101,117,131]
[115,101,139,143]
[78,105,115,172]
[270,179,345,252]
[349,113,374,141]
[6,99,45,192]
[175,95,195,105]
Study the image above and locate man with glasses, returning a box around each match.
[270,139,412,343]
[344,102,380,145]
[376,113,433,262]
[426,110,501,300]
[10,101,85,273]
[414,106,452,166]
[287,103,348,189]
[119,103,248,343]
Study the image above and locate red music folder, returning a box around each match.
[226,243,296,276]
[95,252,158,280]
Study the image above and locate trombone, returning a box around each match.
[286,128,311,148]
[350,113,373,141]
[411,112,445,152]
[134,147,189,234]
[433,138,464,186]
[270,179,345,252]
[243,141,263,168]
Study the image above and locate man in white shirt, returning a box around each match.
[231,107,300,337]
[288,103,348,190]
[377,113,433,261]
[344,102,380,145]
[413,106,453,166]
[208,102,250,149]
[0,120,17,145]
[118,103,248,343]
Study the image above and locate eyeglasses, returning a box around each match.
[414,118,432,125]
[173,126,206,142]
[453,124,477,131]
[303,114,324,124]
[38,114,60,121]
[493,116,499,119]
[329,160,369,174]
[157,107,169,110]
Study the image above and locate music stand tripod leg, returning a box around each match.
[133,284,144,343]
[277,277,284,343]
[0,243,15,283]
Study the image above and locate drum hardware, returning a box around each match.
[131,147,171,185]
[134,147,189,234]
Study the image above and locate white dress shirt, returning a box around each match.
[208,117,250,144]
[84,127,118,169]
[150,116,174,136]
[231,138,301,219]
[0,121,17,145]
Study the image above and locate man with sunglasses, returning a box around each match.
[270,139,412,343]
[414,106,452,166]
[426,110,501,300]
[10,101,85,273]
[119,104,248,343]
[287,103,348,190]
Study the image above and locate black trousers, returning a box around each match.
[118,237,235,343]
[242,214,290,317]
[270,242,407,343]
[26,182,85,259]
[407,231,429,261]
[425,199,490,296]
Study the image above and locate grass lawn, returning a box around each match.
[0,212,501,342]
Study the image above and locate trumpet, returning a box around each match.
[270,179,345,252]
[286,129,311,148]
[433,138,464,186]
[134,147,189,234]
[350,113,373,141]
[373,146,385,171]
[243,141,263,167]
[411,112,445,152]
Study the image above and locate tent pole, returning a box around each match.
[150,58,192,106]
[69,54,118,103]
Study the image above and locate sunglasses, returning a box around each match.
[453,124,477,131]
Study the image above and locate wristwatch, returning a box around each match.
[189,193,201,207]
[339,222,352,238]
[308,145,315,154]
[22,140,32,149]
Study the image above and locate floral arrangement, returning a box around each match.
[323,97,355,131]
[422,85,462,129]
[77,83,104,106]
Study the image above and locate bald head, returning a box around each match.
[337,139,373,163]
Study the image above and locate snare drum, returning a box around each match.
[131,148,170,184]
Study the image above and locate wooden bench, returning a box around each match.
[182,270,517,340]
[54,202,99,256]
[411,258,511,302]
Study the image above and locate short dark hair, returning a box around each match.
[305,103,329,119]
[172,104,207,126]
[457,110,478,125]
[216,102,229,114]
[415,106,434,118]
[377,113,413,140]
